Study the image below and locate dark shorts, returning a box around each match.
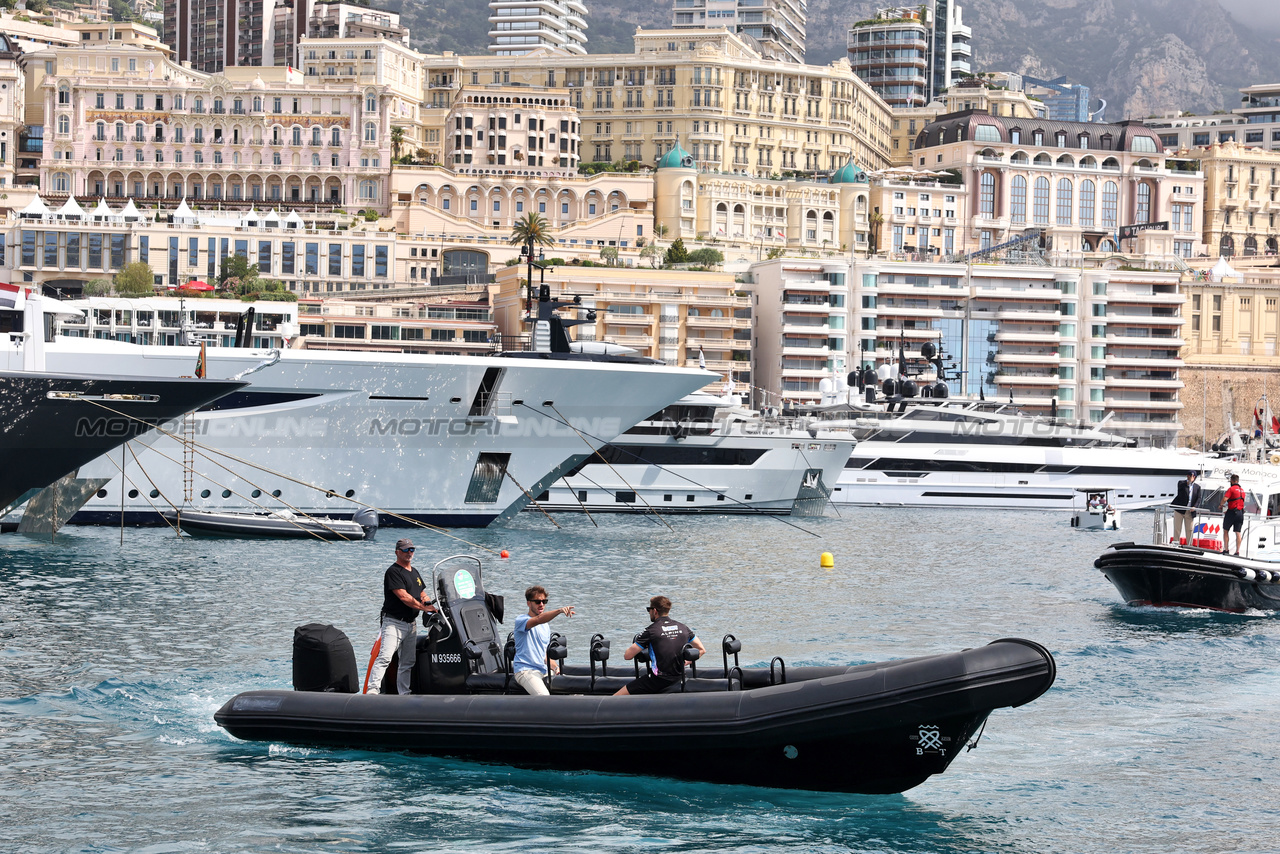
[1223,509,1244,532]
[623,672,679,695]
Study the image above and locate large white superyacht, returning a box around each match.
[804,346,1211,510]
[2,293,713,527]
[537,393,854,516]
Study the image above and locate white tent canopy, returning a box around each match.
[55,196,86,219]
[171,199,198,223]
[1209,256,1239,281]
[90,198,117,221]
[19,196,50,218]
[119,198,143,220]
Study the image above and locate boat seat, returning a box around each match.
[464,672,513,694]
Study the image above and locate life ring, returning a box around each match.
[362,636,382,694]
[1270,452,1280,465]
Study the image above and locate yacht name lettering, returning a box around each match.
[75,416,165,437]
[369,417,622,438]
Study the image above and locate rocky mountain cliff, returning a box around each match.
[388,0,1280,119]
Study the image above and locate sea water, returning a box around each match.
[1,509,1277,853]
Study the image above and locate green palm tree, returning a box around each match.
[868,211,884,255]
[390,126,405,161]
[509,212,554,250]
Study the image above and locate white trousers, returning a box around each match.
[367,616,416,695]
[514,668,550,696]
[1173,510,1196,544]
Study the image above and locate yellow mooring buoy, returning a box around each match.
[820,552,834,568]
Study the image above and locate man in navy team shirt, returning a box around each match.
[614,595,706,696]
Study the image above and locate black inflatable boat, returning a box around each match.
[216,556,1057,794]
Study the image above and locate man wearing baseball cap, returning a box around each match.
[367,537,436,695]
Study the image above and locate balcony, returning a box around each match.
[687,314,735,328]
[993,331,1061,344]
[994,353,1061,365]
[604,311,654,325]
[1103,398,1184,410]
[994,373,1060,386]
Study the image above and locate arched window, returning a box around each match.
[95,121,105,141]
[366,94,376,113]
[1136,182,1151,224]
[1244,235,1257,256]
[1033,177,1050,225]
[1079,179,1095,227]
[311,127,321,146]
[53,172,69,192]
[331,127,341,146]
[58,83,70,105]
[1130,136,1158,153]
[1010,176,1027,224]
[1101,181,1119,228]
[359,180,377,200]
[1220,235,1234,257]
[979,172,995,217]
[1056,179,1073,225]
[115,122,125,142]
[364,122,376,143]
[194,97,203,112]
[213,98,223,113]
[253,96,262,112]
[134,122,144,142]
[292,127,302,146]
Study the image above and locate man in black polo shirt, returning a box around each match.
[614,595,706,696]
[366,538,435,695]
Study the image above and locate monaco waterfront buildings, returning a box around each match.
[671,0,807,64]
[487,0,588,56]
[846,2,971,108]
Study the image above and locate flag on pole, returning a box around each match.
[195,342,207,379]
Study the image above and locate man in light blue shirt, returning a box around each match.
[512,585,575,695]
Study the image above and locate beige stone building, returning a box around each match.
[299,36,426,154]
[886,77,1044,167]
[419,29,892,180]
[911,110,1206,260]
[1183,140,1280,258]
[294,295,497,354]
[491,264,751,393]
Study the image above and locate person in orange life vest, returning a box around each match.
[1219,474,1247,557]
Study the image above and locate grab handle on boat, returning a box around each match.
[589,634,610,689]
[679,643,702,691]
[502,633,516,694]
[546,633,568,689]
[631,632,650,678]
[727,665,744,692]
[769,656,787,686]
[721,634,742,678]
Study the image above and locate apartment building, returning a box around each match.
[1147,82,1280,154]
[912,109,1205,259]
[299,36,426,152]
[654,149,874,254]
[1183,266,1280,363]
[0,34,23,191]
[163,0,312,72]
[671,0,807,65]
[491,265,752,392]
[743,257,851,407]
[487,0,587,56]
[35,46,393,212]
[420,29,893,180]
[873,173,970,257]
[847,2,971,108]
[294,296,497,354]
[1183,139,1280,258]
[307,4,409,44]
[886,77,1043,166]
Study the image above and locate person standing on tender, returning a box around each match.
[366,538,436,695]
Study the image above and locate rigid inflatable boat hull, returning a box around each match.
[215,638,1055,794]
[1095,543,1280,612]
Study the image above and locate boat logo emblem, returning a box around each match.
[910,725,950,756]
[782,745,798,759]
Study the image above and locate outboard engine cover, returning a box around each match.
[292,623,358,693]
[352,507,379,539]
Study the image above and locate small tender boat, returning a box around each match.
[1070,487,1121,531]
[1095,463,1280,611]
[163,506,378,540]
[216,556,1057,794]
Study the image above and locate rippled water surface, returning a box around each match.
[2,509,1277,853]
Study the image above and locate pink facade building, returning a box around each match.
[38,46,392,212]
